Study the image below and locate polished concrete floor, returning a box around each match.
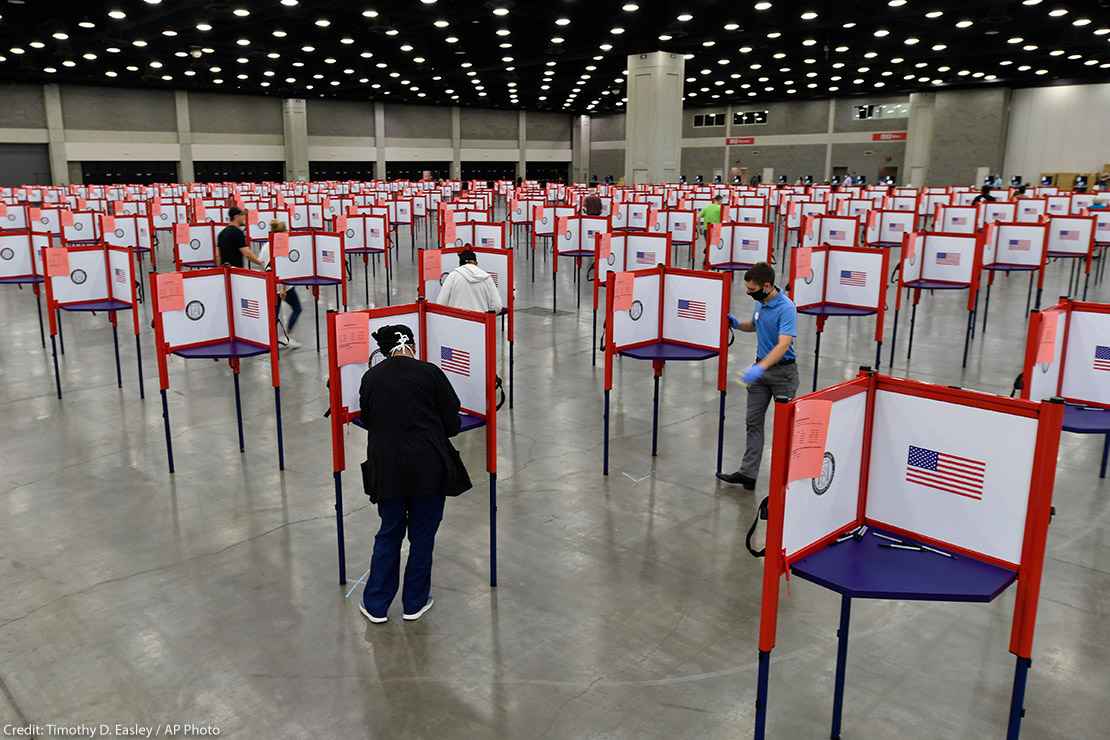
[1,220,1107,739]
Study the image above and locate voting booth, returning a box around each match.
[979,222,1049,333]
[753,370,1064,740]
[1046,215,1096,299]
[325,302,500,586]
[602,265,731,474]
[149,267,284,475]
[788,245,890,388]
[270,229,348,352]
[705,222,774,273]
[173,222,222,270]
[933,204,977,234]
[418,246,515,407]
[0,228,50,346]
[43,243,144,400]
[889,232,981,369]
[591,231,674,366]
[343,213,392,306]
[554,215,612,312]
[864,209,916,247]
[1021,299,1110,478]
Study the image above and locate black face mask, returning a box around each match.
[748,287,770,302]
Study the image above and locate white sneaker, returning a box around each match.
[402,598,434,621]
[359,605,388,624]
[284,337,302,351]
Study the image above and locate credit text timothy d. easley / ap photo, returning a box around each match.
[3,724,222,738]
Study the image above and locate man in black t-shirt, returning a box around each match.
[217,207,264,268]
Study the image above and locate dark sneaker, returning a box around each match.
[716,471,756,490]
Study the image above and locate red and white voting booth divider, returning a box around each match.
[149,268,284,475]
[43,243,144,400]
[753,370,1064,740]
[647,208,698,265]
[1021,299,1110,478]
[889,231,982,369]
[591,231,674,366]
[863,209,915,248]
[342,213,392,306]
[418,246,515,407]
[978,221,1049,333]
[325,302,500,586]
[602,265,731,474]
[704,222,774,274]
[554,215,611,312]
[788,245,890,389]
[1045,215,1096,299]
[269,229,348,353]
[174,223,223,270]
[0,229,51,346]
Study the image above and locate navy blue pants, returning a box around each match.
[362,495,446,617]
[276,288,302,332]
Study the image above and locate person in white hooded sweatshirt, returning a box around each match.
[436,249,503,314]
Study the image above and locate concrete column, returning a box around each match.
[282,98,309,181]
[624,52,685,183]
[572,114,590,184]
[516,110,527,180]
[42,84,68,186]
[824,99,836,180]
[450,106,461,180]
[175,91,194,183]
[374,102,386,180]
[903,92,936,187]
[724,103,733,178]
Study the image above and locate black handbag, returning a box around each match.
[360,459,378,504]
[444,442,473,497]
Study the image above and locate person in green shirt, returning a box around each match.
[699,195,723,234]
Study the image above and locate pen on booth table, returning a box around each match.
[919,544,954,559]
[872,532,903,544]
[879,543,922,552]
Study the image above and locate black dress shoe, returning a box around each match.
[716,471,756,490]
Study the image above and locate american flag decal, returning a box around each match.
[890,223,904,231]
[480,237,494,247]
[906,445,986,500]
[936,252,960,266]
[1007,238,1032,251]
[951,216,967,225]
[113,267,126,282]
[828,229,846,240]
[240,298,260,319]
[1059,229,1079,241]
[440,345,471,376]
[321,249,336,263]
[677,298,707,320]
[1094,345,1110,372]
[740,238,759,248]
[839,270,866,287]
[634,250,656,265]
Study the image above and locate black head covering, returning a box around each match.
[372,324,416,355]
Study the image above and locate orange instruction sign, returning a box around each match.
[788,398,833,483]
[44,248,69,277]
[904,232,918,262]
[174,223,189,245]
[598,232,612,260]
[101,214,116,233]
[334,312,370,366]
[708,222,722,250]
[156,272,185,312]
[442,218,456,246]
[272,232,290,258]
[556,216,568,239]
[334,215,347,235]
[59,209,75,228]
[795,246,813,279]
[422,248,442,279]
[1036,308,1060,365]
[613,271,635,311]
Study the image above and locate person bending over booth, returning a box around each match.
[717,262,799,490]
[436,249,503,314]
[358,324,471,624]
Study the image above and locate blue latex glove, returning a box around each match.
[728,313,741,330]
[741,364,765,384]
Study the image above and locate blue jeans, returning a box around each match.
[362,495,446,616]
[277,289,302,333]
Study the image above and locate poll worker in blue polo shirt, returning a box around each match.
[717,262,799,490]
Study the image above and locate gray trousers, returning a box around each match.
[741,362,800,479]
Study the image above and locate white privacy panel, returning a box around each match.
[230,272,271,346]
[339,309,423,414]
[425,311,488,416]
[596,234,628,286]
[161,274,230,348]
[62,211,99,243]
[790,249,827,308]
[274,234,314,281]
[0,232,34,278]
[939,206,977,234]
[1015,198,1047,223]
[181,226,216,266]
[611,272,661,348]
[315,234,343,281]
[1047,217,1093,256]
[990,224,1045,267]
[866,389,1037,566]
[782,390,867,559]
[626,234,665,269]
[50,250,108,304]
[825,250,883,309]
[107,248,133,303]
[922,234,976,284]
[662,273,724,348]
[1060,309,1110,406]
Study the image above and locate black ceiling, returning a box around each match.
[1,1,1109,114]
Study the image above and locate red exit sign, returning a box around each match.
[871,131,908,141]
[726,136,756,145]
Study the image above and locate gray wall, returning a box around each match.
[590,149,625,180]
[0,84,46,128]
[306,99,373,138]
[461,108,517,140]
[829,142,907,182]
[681,147,724,178]
[927,89,1010,185]
[591,114,625,141]
[384,103,451,139]
[62,86,176,131]
[833,95,909,133]
[0,144,51,185]
[526,112,571,141]
[740,144,827,181]
[683,107,729,139]
[189,92,283,134]
[753,100,830,135]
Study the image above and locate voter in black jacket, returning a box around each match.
[358,323,468,624]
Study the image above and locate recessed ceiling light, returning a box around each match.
[955,19,973,28]
[1073,18,1091,27]
[107,10,126,20]
[932,44,947,51]
[385,29,399,36]
[51,32,69,41]
[889,0,906,5]
[197,23,212,31]
[1022,0,1042,4]
[611,27,625,34]
[493,7,509,16]
[301,45,315,52]
[315,19,331,27]
[600,43,613,50]
[79,22,96,29]
[800,11,818,20]
[724,22,740,31]
[658,34,672,41]
[925,10,944,18]
[83,52,97,60]
[904,37,920,45]
[623,3,640,10]
[551,37,565,44]
[162,30,177,37]
[108,47,121,53]
[1095,28,1110,35]
[843,22,857,28]
[1048,8,1067,17]
[29,41,44,49]
[556,17,571,26]
[362,9,379,17]
[273,30,287,38]
[874,29,890,37]
[282,0,298,5]
[702,40,715,47]
[400,44,413,51]
[132,40,148,47]
[863,51,877,58]
[802,38,817,46]
[767,31,782,39]
[233,8,250,17]
[105,70,117,77]
[445,37,458,43]
[43,66,57,73]
[754,3,772,11]
[237,38,250,46]
[1023,44,1039,51]
[434,20,449,28]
